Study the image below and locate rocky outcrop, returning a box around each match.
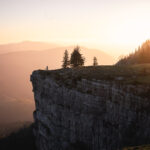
[31,70,150,150]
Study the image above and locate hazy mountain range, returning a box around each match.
[0,41,114,124]
[0,41,60,54]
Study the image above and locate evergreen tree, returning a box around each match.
[93,56,98,66]
[62,50,69,68]
[70,46,85,68]
[116,40,150,65]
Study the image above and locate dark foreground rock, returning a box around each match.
[0,123,36,150]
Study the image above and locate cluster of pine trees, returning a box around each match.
[62,46,98,68]
[117,40,150,65]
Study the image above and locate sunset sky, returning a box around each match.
[1,0,150,56]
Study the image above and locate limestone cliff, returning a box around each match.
[31,68,150,150]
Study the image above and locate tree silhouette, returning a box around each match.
[116,40,150,65]
[70,46,85,68]
[62,50,69,68]
[93,56,98,66]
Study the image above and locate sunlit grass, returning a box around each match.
[38,63,150,85]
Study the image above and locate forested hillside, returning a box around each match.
[117,40,150,65]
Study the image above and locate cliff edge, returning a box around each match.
[31,66,150,150]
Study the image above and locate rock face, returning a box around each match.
[31,70,150,150]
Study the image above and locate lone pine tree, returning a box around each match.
[93,56,98,66]
[62,50,69,68]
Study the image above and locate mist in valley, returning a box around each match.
[0,41,114,124]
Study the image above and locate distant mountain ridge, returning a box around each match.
[0,41,114,66]
[0,41,114,124]
[0,41,60,54]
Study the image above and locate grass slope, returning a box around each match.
[38,64,150,85]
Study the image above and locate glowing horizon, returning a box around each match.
[1,0,150,57]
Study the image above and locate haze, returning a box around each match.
[0,0,150,124]
[0,41,114,124]
[1,0,150,57]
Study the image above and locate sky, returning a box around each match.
[0,0,150,57]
